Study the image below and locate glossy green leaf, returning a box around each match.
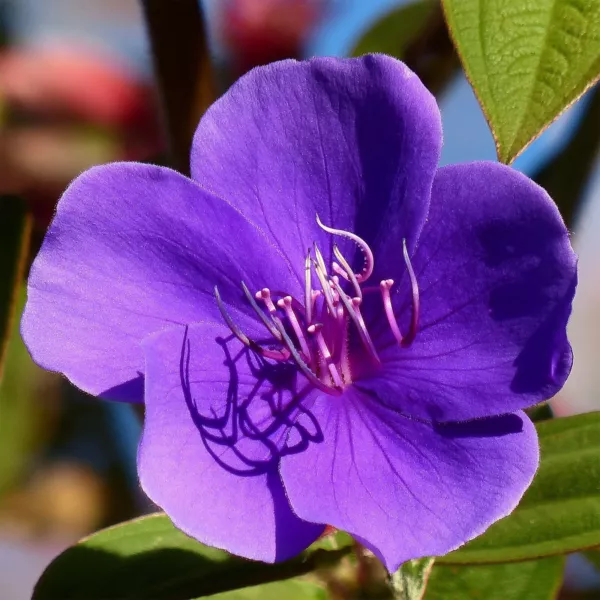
[425,556,565,600]
[440,412,600,564]
[391,557,435,600]
[351,1,436,59]
[207,578,327,599]
[33,513,352,599]
[0,197,31,381]
[442,0,600,163]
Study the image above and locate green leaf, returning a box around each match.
[207,578,327,599]
[442,0,600,163]
[582,548,600,570]
[391,557,435,600]
[440,412,600,564]
[351,1,436,59]
[33,514,352,599]
[0,197,31,381]
[425,556,565,600]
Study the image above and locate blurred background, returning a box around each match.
[0,1,597,598]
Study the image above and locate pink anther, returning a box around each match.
[256,288,278,315]
[380,279,404,345]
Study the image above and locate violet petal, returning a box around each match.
[139,323,324,562]
[191,54,441,273]
[280,386,538,572]
[21,163,299,402]
[364,162,576,421]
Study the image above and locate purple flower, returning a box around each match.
[22,55,576,571]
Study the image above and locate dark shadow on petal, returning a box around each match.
[480,219,569,321]
[433,413,524,438]
[100,373,145,403]
[511,274,576,394]
[353,380,447,423]
[478,218,576,396]
[179,327,322,478]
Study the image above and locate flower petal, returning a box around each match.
[280,388,538,572]
[22,163,299,402]
[191,55,441,273]
[139,323,324,562]
[365,162,577,421]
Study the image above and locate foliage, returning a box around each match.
[442,0,600,163]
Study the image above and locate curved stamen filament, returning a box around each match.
[308,323,344,388]
[377,241,420,348]
[214,286,289,361]
[332,244,362,299]
[401,239,420,347]
[316,214,374,282]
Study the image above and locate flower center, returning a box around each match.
[215,216,419,396]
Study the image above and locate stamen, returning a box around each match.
[337,309,351,382]
[269,292,306,315]
[277,296,312,363]
[256,288,279,316]
[316,214,374,282]
[328,304,345,363]
[312,259,337,316]
[216,228,417,396]
[330,279,381,366]
[329,275,340,305]
[310,290,322,320]
[304,249,313,325]
[401,239,420,347]
[313,242,328,277]
[332,244,362,298]
[271,317,340,396]
[380,279,404,345]
[241,281,282,341]
[214,287,289,361]
[308,323,344,388]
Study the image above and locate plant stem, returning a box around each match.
[140,0,215,176]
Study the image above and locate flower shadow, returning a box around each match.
[180,327,323,478]
[479,219,576,394]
